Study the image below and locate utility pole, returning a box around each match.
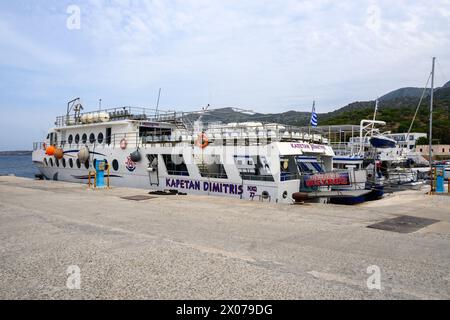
[429,57,435,180]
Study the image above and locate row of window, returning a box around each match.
[43,153,291,182]
[157,154,276,181]
[63,133,275,147]
[67,133,105,144]
[43,157,119,171]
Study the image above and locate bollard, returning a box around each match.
[107,165,110,189]
[88,171,92,188]
[88,171,97,189]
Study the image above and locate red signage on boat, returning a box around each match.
[304,172,350,187]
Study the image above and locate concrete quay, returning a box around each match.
[0,176,449,299]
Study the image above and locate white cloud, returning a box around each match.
[1,0,450,112]
[1,0,449,150]
[0,20,74,69]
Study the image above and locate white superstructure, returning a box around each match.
[32,102,337,203]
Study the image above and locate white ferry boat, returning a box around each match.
[32,99,342,204]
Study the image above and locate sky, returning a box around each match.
[0,0,449,151]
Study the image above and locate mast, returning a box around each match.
[429,57,435,175]
[370,99,378,137]
[155,88,162,119]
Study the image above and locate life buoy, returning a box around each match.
[195,133,209,149]
[120,138,128,150]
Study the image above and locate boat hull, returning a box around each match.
[329,186,384,205]
[32,144,304,204]
[369,136,396,148]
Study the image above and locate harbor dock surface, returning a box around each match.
[0,176,449,299]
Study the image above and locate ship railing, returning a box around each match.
[110,132,140,148]
[43,133,317,150]
[55,107,183,127]
[328,142,356,155]
[200,123,325,143]
[40,125,331,150]
[33,142,46,151]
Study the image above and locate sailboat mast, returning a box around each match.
[429,57,435,174]
[156,88,162,119]
[370,99,378,137]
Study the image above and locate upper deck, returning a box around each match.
[49,104,329,146]
[35,102,333,152]
[55,106,194,129]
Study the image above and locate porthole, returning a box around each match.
[82,134,87,144]
[89,133,96,144]
[55,158,60,167]
[75,134,80,144]
[112,159,119,171]
[49,158,54,167]
[68,135,73,144]
[76,159,81,169]
[84,159,89,169]
[97,132,104,144]
[93,159,97,168]
[44,158,48,166]
[62,158,66,168]
[69,158,73,168]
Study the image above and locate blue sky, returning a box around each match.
[1,0,449,150]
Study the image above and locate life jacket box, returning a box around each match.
[435,165,445,193]
[95,160,107,188]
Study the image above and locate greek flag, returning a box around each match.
[310,102,318,127]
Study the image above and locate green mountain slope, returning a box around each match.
[320,87,450,143]
[193,85,450,144]
[379,87,430,101]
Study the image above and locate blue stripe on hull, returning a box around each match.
[369,137,396,148]
[330,187,384,205]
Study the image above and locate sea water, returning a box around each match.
[0,155,39,178]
